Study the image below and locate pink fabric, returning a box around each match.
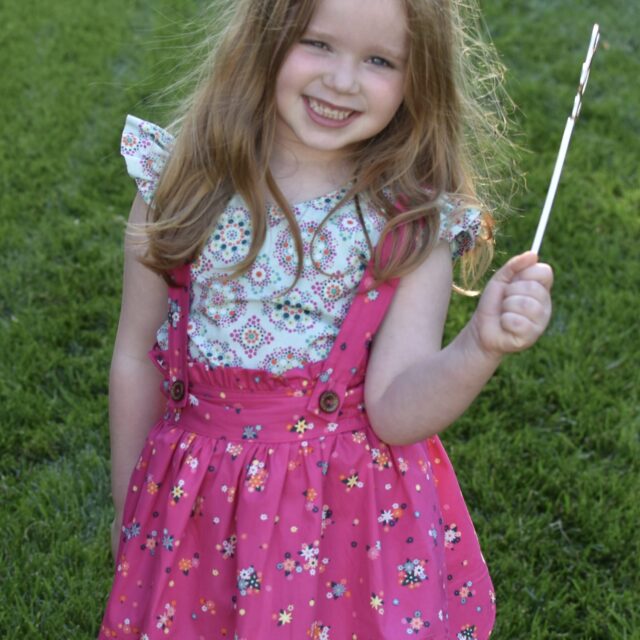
[99,245,495,639]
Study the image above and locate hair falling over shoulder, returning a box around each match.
[139,0,516,292]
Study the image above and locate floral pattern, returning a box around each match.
[120,115,482,375]
[230,315,275,359]
[100,116,496,640]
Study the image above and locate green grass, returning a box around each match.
[1,1,638,638]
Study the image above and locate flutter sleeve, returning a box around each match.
[438,195,483,260]
[120,114,175,205]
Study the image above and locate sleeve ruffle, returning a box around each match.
[120,114,175,205]
[438,195,483,260]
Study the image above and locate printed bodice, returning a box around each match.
[121,115,482,374]
[162,188,386,373]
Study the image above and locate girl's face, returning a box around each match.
[274,0,408,166]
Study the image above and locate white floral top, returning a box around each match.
[121,115,482,374]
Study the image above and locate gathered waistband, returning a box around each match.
[166,381,369,443]
[155,354,372,443]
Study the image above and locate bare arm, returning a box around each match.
[364,244,553,445]
[109,194,168,524]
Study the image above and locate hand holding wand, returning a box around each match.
[531,24,601,255]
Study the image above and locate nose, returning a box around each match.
[323,57,359,94]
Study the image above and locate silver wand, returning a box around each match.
[531,24,601,254]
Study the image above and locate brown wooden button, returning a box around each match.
[170,380,185,402]
[318,390,340,413]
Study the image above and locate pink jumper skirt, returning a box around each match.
[99,253,496,639]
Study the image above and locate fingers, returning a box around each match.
[500,274,553,349]
[505,276,552,304]
[494,253,553,351]
[481,253,553,314]
[501,292,552,329]
[512,261,554,290]
[500,311,537,339]
[491,251,539,285]
[475,251,554,355]
[495,252,553,285]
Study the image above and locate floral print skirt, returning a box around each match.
[98,360,495,640]
[99,261,495,639]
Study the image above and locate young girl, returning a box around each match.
[101,0,553,638]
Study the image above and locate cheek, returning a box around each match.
[374,77,406,119]
[275,68,292,103]
[275,62,297,106]
[276,48,314,96]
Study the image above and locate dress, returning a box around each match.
[99,117,496,640]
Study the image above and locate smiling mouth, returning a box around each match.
[307,97,355,121]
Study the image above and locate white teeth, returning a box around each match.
[308,98,353,121]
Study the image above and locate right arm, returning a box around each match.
[364,246,553,445]
[109,194,168,554]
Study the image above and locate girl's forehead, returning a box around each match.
[307,0,408,56]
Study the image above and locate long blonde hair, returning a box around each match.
[141,0,514,290]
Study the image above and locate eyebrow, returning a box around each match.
[304,28,407,62]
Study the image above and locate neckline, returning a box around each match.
[267,182,354,211]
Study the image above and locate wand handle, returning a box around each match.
[530,24,600,255]
[531,116,575,254]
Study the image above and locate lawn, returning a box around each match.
[1,0,638,638]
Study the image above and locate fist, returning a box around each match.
[472,252,554,356]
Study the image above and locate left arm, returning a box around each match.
[364,244,553,445]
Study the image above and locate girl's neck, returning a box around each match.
[268,146,354,205]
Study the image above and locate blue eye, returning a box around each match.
[301,39,329,50]
[369,56,393,69]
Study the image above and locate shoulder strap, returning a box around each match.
[304,232,400,417]
[165,263,191,410]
